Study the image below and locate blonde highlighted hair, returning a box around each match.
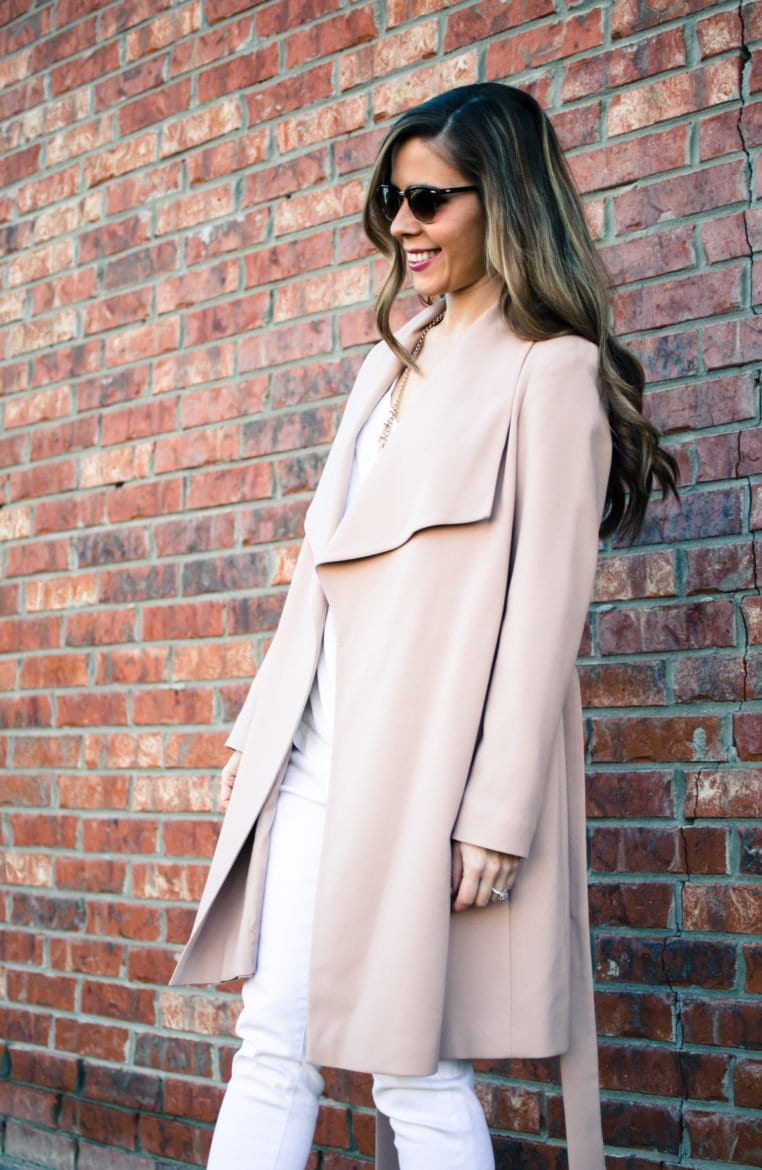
[362,83,678,542]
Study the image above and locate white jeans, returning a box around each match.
[207,780,494,1170]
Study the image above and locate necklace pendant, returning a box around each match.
[378,416,394,451]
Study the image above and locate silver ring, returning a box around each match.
[491,886,510,902]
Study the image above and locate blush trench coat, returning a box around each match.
[171,300,613,1170]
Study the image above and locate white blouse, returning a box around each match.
[282,385,396,803]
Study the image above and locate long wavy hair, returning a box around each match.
[362,83,679,542]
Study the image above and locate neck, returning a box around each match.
[440,275,502,337]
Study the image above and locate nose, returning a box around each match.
[389,195,420,238]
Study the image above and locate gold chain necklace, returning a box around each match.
[377,312,445,451]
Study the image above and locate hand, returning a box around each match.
[450,839,521,912]
[219,750,242,812]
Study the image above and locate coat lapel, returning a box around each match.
[303,301,443,561]
[309,301,533,567]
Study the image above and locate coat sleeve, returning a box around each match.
[451,336,612,859]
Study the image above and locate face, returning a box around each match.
[388,136,490,303]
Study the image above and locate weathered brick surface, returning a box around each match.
[0,2,759,1169]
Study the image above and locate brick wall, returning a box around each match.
[0,1,760,1167]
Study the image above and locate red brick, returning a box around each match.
[0,1082,58,1127]
[133,687,215,725]
[599,1098,681,1152]
[132,774,214,814]
[73,526,150,567]
[64,607,136,647]
[56,691,128,727]
[609,58,739,136]
[683,998,761,1047]
[686,1110,762,1163]
[7,969,77,1011]
[596,935,736,990]
[162,818,219,857]
[276,94,366,155]
[163,1077,223,1124]
[106,477,183,524]
[588,881,673,929]
[601,222,694,285]
[590,715,725,764]
[284,8,376,69]
[0,774,53,807]
[648,373,756,434]
[684,883,762,933]
[87,900,161,942]
[487,9,604,77]
[50,937,124,977]
[58,1095,138,1150]
[740,826,762,875]
[271,357,359,410]
[4,1121,76,1169]
[142,600,224,641]
[55,1018,130,1064]
[735,712,762,760]
[615,160,747,232]
[57,773,130,809]
[638,485,744,543]
[100,399,177,447]
[56,856,127,894]
[442,0,551,51]
[734,1059,762,1107]
[673,654,746,703]
[0,693,52,731]
[13,735,81,768]
[244,232,332,290]
[616,265,745,331]
[246,63,333,129]
[242,406,336,458]
[685,768,761,818]
[185,463,272,515]
[0,1006,52,1047]
[612,0,716,37]
[184,290,267,346]
[9,812,78,849]
[165,731,228,768]
[744,596,762,644]
[598,599,735,655]
[340,21,438,91]
[186,128,269,189]
[180,551,269,596]
[138,1113,210,1163]
[595,989,675,1042]
[563,26,686,100]
[586,770,676,819]
[273,179,366,237]
[81,981,156,1026]
[372,54,479,121]
[133,1032,213,1077]
[745,945,762,994]
[592,550,675,604]
[591,826,727,875]
[128,946,179,985]
[579,660,666,707]
[196,43,278,107]
[599,1043,728,1100]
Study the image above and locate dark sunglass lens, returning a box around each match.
[408,189,439,222]
[377,185,401,221]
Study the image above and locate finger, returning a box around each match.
[475,872,497,908]
[452,862,481,912]
[450,842,464,895]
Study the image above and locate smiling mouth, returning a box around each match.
[406,249,440,270]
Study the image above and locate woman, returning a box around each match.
[171,83,678,1170]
